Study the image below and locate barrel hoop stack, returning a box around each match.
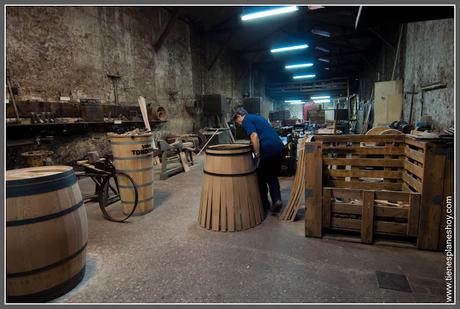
[198,144,264,232]
[108,132,155,216]
[6,166,88,303]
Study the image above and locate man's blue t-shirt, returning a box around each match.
[242,114,284,156]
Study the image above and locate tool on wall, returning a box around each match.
[107,72,122,111]
[420,81,447,117]
[405,83,418,125]
[6,72,20,123]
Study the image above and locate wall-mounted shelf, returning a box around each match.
[6,120,168,140]
[6,120,167,127]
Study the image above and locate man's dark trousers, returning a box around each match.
[256,151,283,211]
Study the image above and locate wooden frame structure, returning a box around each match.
[305,134,453,251]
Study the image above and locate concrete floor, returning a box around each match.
[53,156,447,304]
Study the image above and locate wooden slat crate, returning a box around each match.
[305,135,453,250]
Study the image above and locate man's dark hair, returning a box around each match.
[232,107,248,120]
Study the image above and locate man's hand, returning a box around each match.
[253,155,260,169]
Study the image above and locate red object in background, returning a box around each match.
[303,102,315,121]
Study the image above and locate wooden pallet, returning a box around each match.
[304,134,453,250]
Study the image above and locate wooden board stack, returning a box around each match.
[280,137,308,221]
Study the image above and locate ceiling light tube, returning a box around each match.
[315,46,330,53]
[293,74,316,79]
[311,96,330,100]
[318,58,330,63]
[313,99,331,103]
[285,63,314,69]
[241,6,298,21]
[271,44,308,53]
[284,100,303,103]
[311,29,331,38]
[289,101,305,105]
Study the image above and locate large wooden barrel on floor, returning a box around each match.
[6,166,88,302]
[198,144,264,232]
[108,132,154,216]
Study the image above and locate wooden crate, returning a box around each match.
[305,135,453,250]
[323,188,420,244]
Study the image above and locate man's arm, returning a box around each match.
[250,132,260,157]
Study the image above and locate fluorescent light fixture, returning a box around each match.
[293,74,316,79]
[289,101,305,105]
[311,96,330,100]
[311,29,331,38]
[284,100,303,103]
[312,99,330,103]
[308,5,324,10]
[315,46,330,53]
[324,67,330,70]
[285,63,314,69]
[241,6,298,21]
[318,58,330,63]
[271,44,308,53]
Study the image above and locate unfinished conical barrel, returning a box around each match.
[198,144,263,231]
[6,166,88,302]
[108,132,154,216]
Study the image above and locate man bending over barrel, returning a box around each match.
[232,107,284,213]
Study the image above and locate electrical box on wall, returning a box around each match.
[201,94,228,116]
[374,80,403,126]
[242,97,263,115]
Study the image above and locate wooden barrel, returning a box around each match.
[6,166,88,302]
[20,150,54,167]
[365,126,390,135]
[108,132,154,216]
[198,144,263,232]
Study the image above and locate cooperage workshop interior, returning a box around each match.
[4,4,456,304]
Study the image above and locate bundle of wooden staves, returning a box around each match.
[280,137,307,221]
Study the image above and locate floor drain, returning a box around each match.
[376,271,412,293]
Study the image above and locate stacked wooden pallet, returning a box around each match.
[280,137,308,221]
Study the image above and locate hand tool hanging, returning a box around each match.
[107,72,122,116]
[6,71,20,123]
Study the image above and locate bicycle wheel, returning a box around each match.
[98,171,138,222]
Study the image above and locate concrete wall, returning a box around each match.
[6,6,270,167]
[358,18,454,130]
[402,19,454,129]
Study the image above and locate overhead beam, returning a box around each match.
[154,9,180,52]
[368,27,395,52]
[207,30,236,70]
[205,11,239,33]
